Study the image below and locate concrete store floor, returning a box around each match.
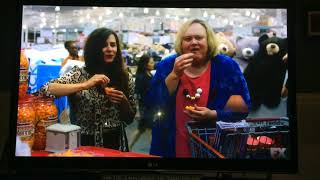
[126,106,151,154]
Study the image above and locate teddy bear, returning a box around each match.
[215,32,236,58]
[243,34,287,110]
[233,36,259,72]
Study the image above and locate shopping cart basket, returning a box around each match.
[186,117,290,159]
[185,121,225,159]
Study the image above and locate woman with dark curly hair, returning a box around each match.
[129,54,154,150]
[39,28,137,151]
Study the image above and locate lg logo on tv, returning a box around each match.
[147,162,159,168]
[270,148,287,159]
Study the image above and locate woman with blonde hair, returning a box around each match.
[145,19,251,157]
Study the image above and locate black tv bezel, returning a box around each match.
[9,0,297,174]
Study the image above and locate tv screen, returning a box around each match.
[10,0,297,174]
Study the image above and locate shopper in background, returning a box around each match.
[145,19,251,157]
[129,54,155,150]
[61,40,84,67]
[38,28,137,151]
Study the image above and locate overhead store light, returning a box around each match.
[144,8,149,14]
[86,14,91,19]
[119,12,124,18]
[203,11,208,18]
[22,25,27,29]
[156,10,160,16]
[185,8,190,12]
[105,9,112,16]
[55,6,60,12]
[210,14,216,20]
[40,12,45,17]
[245,10,251,17]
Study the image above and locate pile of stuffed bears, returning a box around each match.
[215,31,288,111]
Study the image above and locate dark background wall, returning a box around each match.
[1,0,320,179]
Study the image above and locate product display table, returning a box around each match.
[31,146,159,157]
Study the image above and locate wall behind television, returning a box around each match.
[0,1,320,178]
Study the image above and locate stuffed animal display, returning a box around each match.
[215,32,236,58]
[233,36,259,72]
[243,34,287,110]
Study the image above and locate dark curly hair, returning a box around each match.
[83,28,129,96]
[64,40,76,49]
[136,54,151,74]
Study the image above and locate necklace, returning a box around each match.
[183,87,203,101]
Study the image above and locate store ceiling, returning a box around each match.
[22,5,286,32]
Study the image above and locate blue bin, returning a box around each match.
[36,64,61,90]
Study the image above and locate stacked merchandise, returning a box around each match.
[19,50,29,99]
[16,50,36,149]
[16,50,59,151]
[33,97,58,150]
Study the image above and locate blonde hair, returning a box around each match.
[174,19,219,59]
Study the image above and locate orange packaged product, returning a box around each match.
[19,50,29,82]
[19,50,29,99]
[17,97,36,124]
[20,50,29,70]
[18,81,28,100]
[33,97,58,150]
[17,97,36,149]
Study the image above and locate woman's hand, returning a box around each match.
[165,53,194,95]
[184,104,217,121]
[105,88,127,104]
[171,53,194,78]
[84,74,110,89]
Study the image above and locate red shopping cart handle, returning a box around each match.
[191,133,226,159]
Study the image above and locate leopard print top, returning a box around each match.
[38,66,137,146]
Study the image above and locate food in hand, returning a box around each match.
[104,87,115,94]
[185,106,195,110]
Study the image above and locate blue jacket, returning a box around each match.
[145,54,251,157]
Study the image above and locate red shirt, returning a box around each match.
[175,63,211,157]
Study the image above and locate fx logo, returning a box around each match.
[270,148,287,159]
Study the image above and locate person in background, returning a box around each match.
[61,40,84,67]
[129,54,155,150]
[145,19,251,157]
[38,28,137,151]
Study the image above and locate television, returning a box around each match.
[9,0,297,176]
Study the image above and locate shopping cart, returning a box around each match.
[185,121,225,159]
[186,117,290,159]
